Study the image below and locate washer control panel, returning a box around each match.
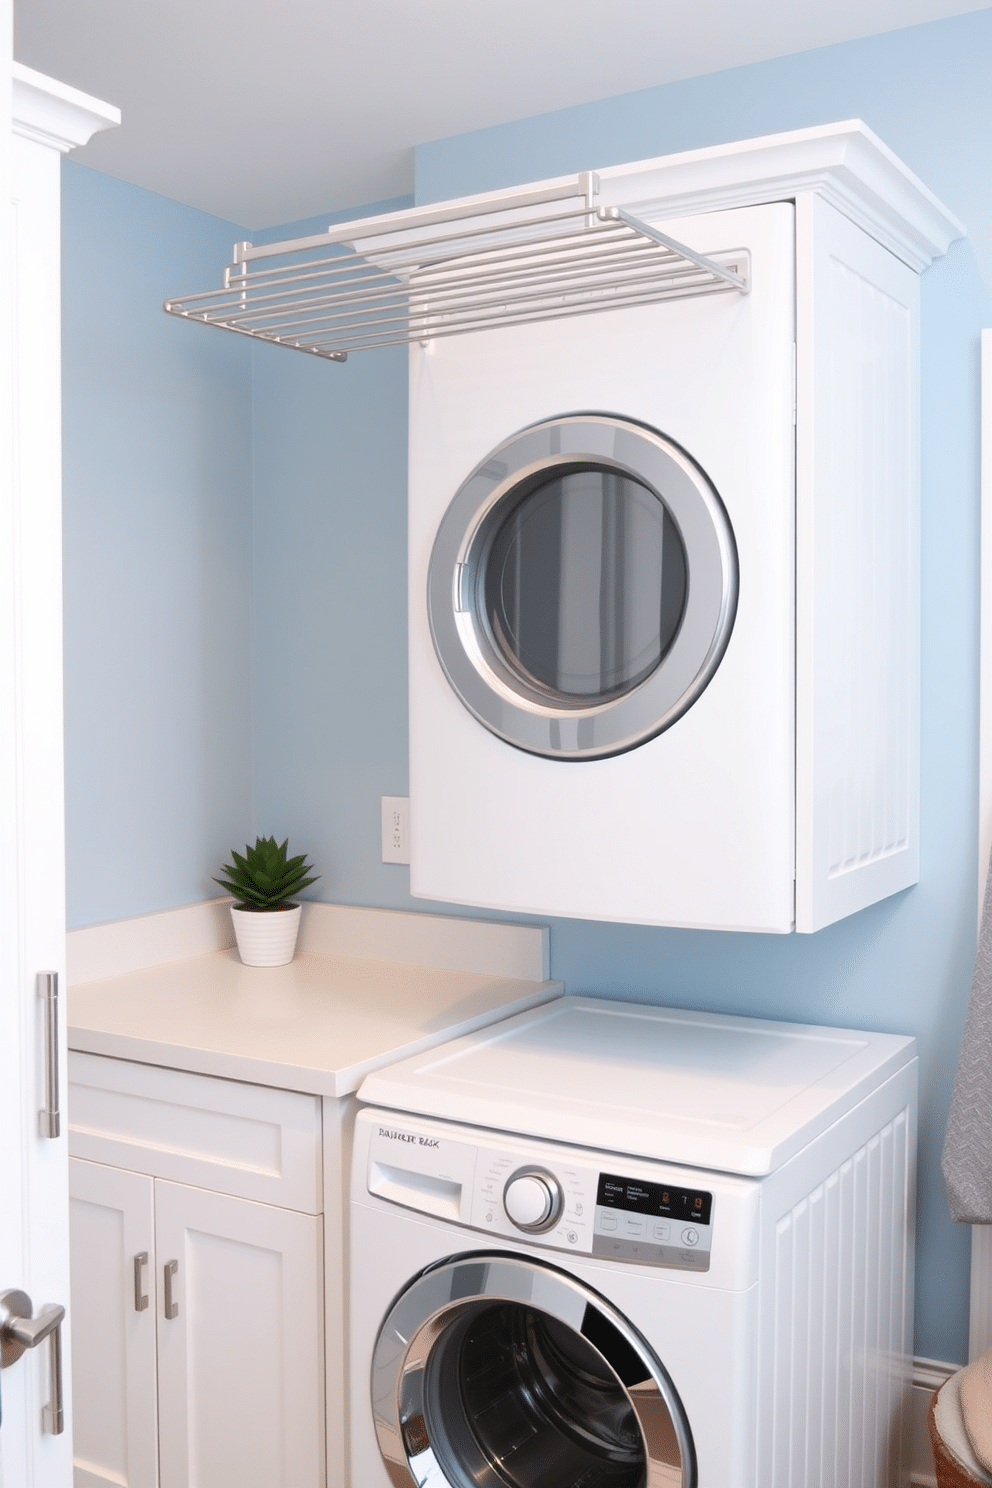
[366,1120,713,1272]
[593,1172,713,1272]
[473,1147,595,1253]
[476,1152,713,1271]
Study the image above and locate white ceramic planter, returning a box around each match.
[230,903,302,967]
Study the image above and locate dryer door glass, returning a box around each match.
[428,414,738,760]
[371,1253,694,1488]
[484,466,688,702]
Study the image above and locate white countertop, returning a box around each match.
[66,901,562,1097]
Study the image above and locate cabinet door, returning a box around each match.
[68,1158,158,1488]
[795,191,921,930]
[155,1182,324,1488]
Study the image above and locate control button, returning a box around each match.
[567,1230,578,1244]
[574,1203,583,1217]
[505,1175,551,1227]
[682,1227,699,1246]
[626,1217,645,1237]
[600,1214,617,1232]
[486,1212,494,1223]
[653,1223,671,1242]
[503,1169,563,1233]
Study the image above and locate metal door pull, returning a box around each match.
[37,971,60,1138]
[133,1252,149,1312]
[1,1290,66,1434]
[163,1260,179,1319]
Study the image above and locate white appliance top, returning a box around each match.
[357,996,916,1175]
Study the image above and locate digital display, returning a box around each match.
[597,1172,712,1227]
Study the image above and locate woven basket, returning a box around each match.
[929,1384,992,1488]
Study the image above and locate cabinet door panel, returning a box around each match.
[69,1158,158,1488]
[794,191,920,929]
[155,1182,324,1488]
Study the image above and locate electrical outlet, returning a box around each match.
[381,796,410,864]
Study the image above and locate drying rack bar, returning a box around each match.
[164,174,750,362]
[231,175,597,267]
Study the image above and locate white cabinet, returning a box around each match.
[69,1161,157,1488]
[155,1182,322,1488]
[67,1056,325,1488]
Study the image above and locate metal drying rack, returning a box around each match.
[164,172,750,362]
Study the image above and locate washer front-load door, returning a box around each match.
[427,414,737,760]
[370,1253,695,1488]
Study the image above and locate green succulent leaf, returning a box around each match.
[216,835,320,910]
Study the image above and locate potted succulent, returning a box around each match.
[215,836,319,967]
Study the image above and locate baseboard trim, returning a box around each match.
[911,1356,958,1487]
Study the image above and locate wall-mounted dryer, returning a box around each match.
[407,123,961,933]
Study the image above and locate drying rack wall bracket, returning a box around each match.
[163,171,750,362]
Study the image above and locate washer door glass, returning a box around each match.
[427,415,738,760]
[371,1253,695,1488]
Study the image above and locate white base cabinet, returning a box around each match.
[155,1182,323,1488]
[69,1160,157,1488]
[68,1056,326,1488]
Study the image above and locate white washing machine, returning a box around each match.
[350,997,916,1488]
[408,157,927,935]
[409,201,796,933]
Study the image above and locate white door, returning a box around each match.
[155,1182,325,1488]
[68,1160,158,1488]
[0,65,117,1487]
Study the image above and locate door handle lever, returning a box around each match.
[37,971,60,1138]
[1,1289,66,1434]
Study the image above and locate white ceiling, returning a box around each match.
[14,0,991,228]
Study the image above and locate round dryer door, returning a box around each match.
[427,414,738,760]
[370,1252,695,1488]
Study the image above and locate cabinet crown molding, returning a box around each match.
[587,119,964,273]
[12,62,119,153]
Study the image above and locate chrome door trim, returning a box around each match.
[427,414,738,761]
[371,1251,695,1488]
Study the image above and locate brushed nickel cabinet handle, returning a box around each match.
[163,1260,178,1320]
[1,1289,66,1434]
[133,1252,149,1312]
[37,971,60,1139]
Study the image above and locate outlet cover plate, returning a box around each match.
[381,796,410,865]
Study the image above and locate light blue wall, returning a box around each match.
[415,11,992,300]
[248,202,412,904]
[61,165,254,925]
[60,182,414,926]
[61,8,992,1366]
[249,335,407,904]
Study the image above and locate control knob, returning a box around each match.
[503,1168,563,1233]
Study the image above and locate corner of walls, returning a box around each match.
[61,162,255,927]
[247,194,417,912]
